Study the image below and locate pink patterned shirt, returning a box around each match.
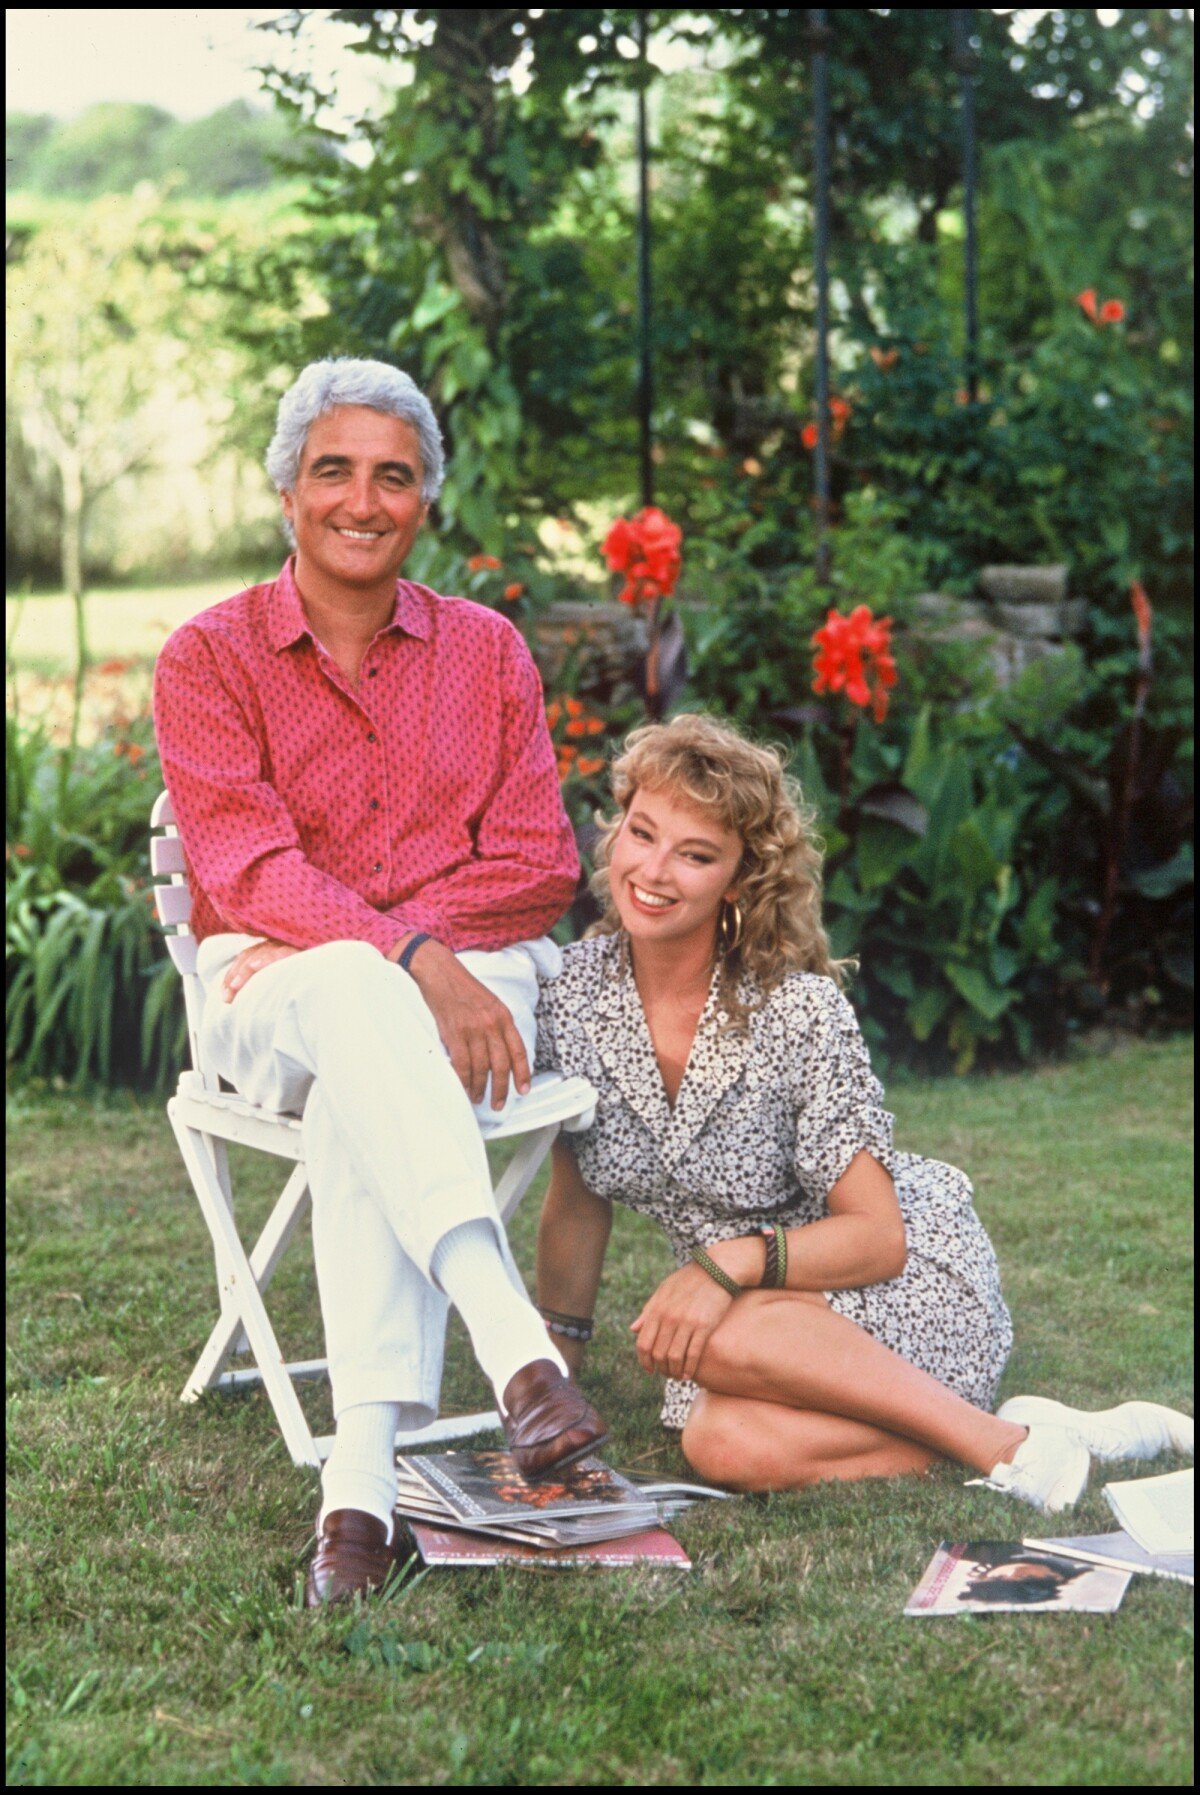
[153,559,578,955]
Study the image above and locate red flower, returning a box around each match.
[811,605,898,721]
[502,582,525,601]
[1130,580,1152,650]
[602,507,682,607]
[1076,288,1099,320]
[1099,298,1125,324]
[800,397,851,451]
[468,553,502,572]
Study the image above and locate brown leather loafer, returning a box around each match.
[501,1358,609,1480]
[305,1508,399,1608]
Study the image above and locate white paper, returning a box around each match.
[1103,1467,1194,1556]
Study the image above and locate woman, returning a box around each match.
[534,714,1193,1510]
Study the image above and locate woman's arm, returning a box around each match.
[707,1149,907,1292]
[535,1136,613,1377]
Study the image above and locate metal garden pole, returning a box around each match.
[636,8,654,510]
[952,9,979,405]
[809,9,833,587]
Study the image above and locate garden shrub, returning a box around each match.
[5,714,185,1091]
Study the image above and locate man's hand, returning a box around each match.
[630,1263,737,1382]
[222,938,301,1001]
[396,937,530,1111]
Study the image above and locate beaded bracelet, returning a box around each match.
[758,1222,788,1289]
[760,1225,779,1290]
[690,1245,743,1299]
[538,1306,594,1343]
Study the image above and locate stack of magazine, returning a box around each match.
[394,1449,730,1569]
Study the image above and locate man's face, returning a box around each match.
[281,405,429,594]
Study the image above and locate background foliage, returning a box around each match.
[5,8,1193,1088]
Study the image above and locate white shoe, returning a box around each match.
[996,1395,1195,1463]
[965,1424,1090,1514]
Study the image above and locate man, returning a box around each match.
[154,357,605,1605]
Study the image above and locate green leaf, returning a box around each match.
[1128,843,1193,899]
[944,963,1016,1022]
[907,986,951,1042]
[854,819,919,892]
[950,817,1002,896]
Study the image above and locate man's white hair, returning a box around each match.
[265,358,446,506]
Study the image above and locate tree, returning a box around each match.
[6,193,243,741]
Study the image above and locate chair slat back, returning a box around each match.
[150,790,217,1088]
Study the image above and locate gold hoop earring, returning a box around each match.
[719,899,743,956]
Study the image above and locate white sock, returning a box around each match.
[429,1218,567,1403]
[319,1401,399,1540]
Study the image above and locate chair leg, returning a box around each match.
[491,1123,559,1225]
[184,1161,313,1401]
[172,1108,322,1468]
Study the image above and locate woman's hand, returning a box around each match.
[222,938,300,1001]
[630,1263,737,1381]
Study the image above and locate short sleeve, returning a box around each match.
[534,972,562,1076]
[790,979,897,1204]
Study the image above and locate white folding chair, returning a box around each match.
[151,790,597,1469]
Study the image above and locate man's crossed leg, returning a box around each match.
[196,936,606,1602]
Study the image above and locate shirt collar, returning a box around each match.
[267,557,433,653]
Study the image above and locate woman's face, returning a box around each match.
[608,785,743,953]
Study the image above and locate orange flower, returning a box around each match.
[565,719,588,738]
[869,346,899,371]
[502,582,525,601]
[954,387,971,406]
[467,553,502,572]
[565,697,585,718]
[811,604,897,721]
[98,657,132,675]
[13,842,31,858]
[800,422,818,451]
[1099,298,1125,324]
[585,717,604,736]
[127,743,146,765]
[741,457,763,476]
[1130,580,1152,650]
[576,756,605,777]
[545,700,562,729]
[1076,287,1099,320]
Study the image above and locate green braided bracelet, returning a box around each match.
[775,1222,788,1289]
[690,1245,743,1298]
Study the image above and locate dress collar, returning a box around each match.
[590,934,754,1168]
[267,557,433,653]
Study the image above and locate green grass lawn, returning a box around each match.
[6,1038,1194,1786]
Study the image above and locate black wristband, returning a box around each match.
[397,931,433,973]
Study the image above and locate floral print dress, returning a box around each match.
[535,933,1013,1431]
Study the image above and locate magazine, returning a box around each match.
[905,1541,1131,1616]
[407,1521,693,1570]
[394,1450,725,1549]
[1024,1529,1194,1586]
[1103,1467,1193,1557]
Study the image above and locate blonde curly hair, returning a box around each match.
[589,712,849,1023]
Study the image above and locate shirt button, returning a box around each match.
[366,731,377,743]
[370,799,380,811]
[372,862,382,874]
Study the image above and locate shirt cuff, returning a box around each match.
[388,899,453,951]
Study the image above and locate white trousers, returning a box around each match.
[195,933,560,1431]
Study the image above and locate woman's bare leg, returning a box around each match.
[682,1390,937,1491]
[695,1290,1024,1476]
